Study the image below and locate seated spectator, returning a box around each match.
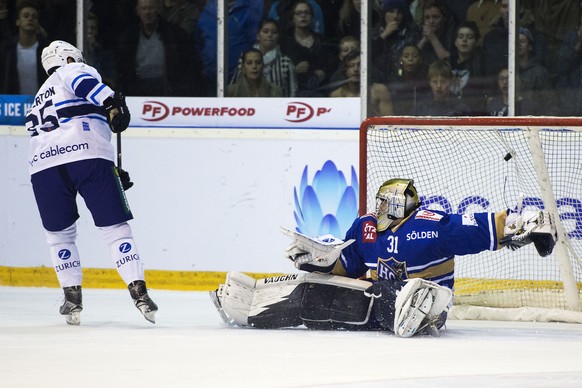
[279,0,335,96]
[517,27,559,115]
[227,48,283,97]
[329,51,393,116]
[417,0,458,66]
[329,50,360,97]
[329,35,360,84]
[412,59,471,116]
[116,0,205,97]
[449,21,488,114]
[323,34,384,92]
[388,44,430,115]
[85,12,117,89]
[372,0,421,83]
[267,0,324,35]
[163,0,201,36]
[0,0,48,95]
[487,67,509,116]
[230,18,297,97]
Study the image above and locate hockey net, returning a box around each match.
[360,117,582,322]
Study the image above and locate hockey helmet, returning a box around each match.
[375,178,420,232]
[41,40,85,75]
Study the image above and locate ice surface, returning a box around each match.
[1,286,582,387]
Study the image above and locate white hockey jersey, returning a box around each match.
[27,63,116,175]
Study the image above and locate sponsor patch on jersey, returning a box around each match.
[462,214,478,226]
[362,220,377,242]
[414,210,443,222]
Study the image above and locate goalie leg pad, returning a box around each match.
[299,283,374,330]
[394,278,453,338]
[211,272,374,330]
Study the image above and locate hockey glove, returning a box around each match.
[501,210,558,257]
[117,167,134,190]
[281,227,354,272]
[104,92,130,133]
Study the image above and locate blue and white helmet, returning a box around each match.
[41,40,85,75]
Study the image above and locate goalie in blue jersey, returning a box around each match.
[211,179,558,337]
[27,41,157,325]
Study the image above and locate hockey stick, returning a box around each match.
[116,131,122,171]
[116,130,134,190]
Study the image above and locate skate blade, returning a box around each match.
[65,311,81,326]
[137,305,156,324]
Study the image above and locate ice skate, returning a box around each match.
[128,280,158,324]
[60,286,83,326]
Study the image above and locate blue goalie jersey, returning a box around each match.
[338,209,508,289]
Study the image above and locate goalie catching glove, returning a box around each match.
[501,210,558,257]
[104,92,130,133]
[281,227,354,272]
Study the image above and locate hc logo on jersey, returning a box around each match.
[58,249,71,260]
[119,242,132,254]
[377,257,408,281]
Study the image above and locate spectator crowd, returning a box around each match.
[1,0,581,117]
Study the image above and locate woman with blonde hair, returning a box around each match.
[230,19,297,96]
[227,48,283,97]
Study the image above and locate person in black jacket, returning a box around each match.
[0,0,48,94]
[115,0,205,97]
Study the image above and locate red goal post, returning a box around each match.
[360,116,582,322]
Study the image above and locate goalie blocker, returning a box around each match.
[210,272,452,338]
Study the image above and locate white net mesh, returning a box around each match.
[362,118,582,312]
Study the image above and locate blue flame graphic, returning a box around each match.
[293,160,359,238]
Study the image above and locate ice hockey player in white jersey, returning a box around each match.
[211,179,558,337]
[27,40,157,325]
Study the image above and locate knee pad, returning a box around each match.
[99,222,133,246]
